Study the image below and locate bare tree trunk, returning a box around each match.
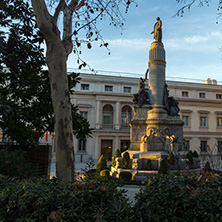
[31,0,75,183]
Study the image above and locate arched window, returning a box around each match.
[121,106,132,128]
[102,104,113,128]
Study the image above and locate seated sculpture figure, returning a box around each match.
[133,78,150,107]
[163,83,180,116]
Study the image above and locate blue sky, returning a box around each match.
[67,0,222,83]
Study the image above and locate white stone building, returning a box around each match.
[70,72,222,163]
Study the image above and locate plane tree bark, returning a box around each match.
[31,0,135,183]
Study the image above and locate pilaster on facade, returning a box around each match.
[95,100,102,129]
[114,101,121,130]
[94,135,100,160]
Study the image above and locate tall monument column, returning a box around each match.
[130,17,183,151]
[148,42,166,105]
[148,17,166,106]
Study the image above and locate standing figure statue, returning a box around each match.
[151,17,162,42]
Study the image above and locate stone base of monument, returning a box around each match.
[110,151,201,181]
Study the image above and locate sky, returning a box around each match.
[66,0,222,83]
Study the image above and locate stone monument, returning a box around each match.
[130,17,183,153]
[111,18,200,180]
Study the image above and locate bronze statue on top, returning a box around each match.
[151,17,162,42]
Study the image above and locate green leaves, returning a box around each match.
[0,0,91,145]
[133,174,222,222]
[0,176,131,222]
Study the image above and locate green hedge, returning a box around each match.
[133,174,222,222]
[119,171,132,181]
[0,148,34,179]
[1,172,221,222]
[0,175,131,222]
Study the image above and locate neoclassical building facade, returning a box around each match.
[70,72,222,162]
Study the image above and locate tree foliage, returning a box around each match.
[0,0,53,145]
[0,0,91,146]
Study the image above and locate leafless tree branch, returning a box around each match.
[53,0,65,22]
[174,0,196,17]
[74,0,111,35]
[69,0,85,11]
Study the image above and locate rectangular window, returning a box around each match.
[182,116,190,127]
[216,94,222,99]
[105,85,113,92]
[78,139,86,152]
[218,141,222,152]
[217,117,222,127]
[200,141,207,152]
[123,87,131,93]
[183,140,190,151]
[81,84,89,90]
[199,92,206,98]
[200,116,207,127]
[80,111,88,120]
[182,91,189,97]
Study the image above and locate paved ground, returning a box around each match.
[50,158,142,204]
[120,185,143,205]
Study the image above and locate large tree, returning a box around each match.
[0,1,91,149]
[0,0,54,145]
[31,0,135,183]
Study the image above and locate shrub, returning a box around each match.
[121,152,130,169]
[158,158,168,175]
[167,151,175,165]
[0,148,34,179]
[146,159,152,170]
[100,169,110,178]
[119,171,132,181]
[133,174,222,222]
[186,151,194,165]
[111,148,121,167]
[204,161,211,172]
[96,155,107,172]
[193,150,199,158]
[0,176,132,222]
[83,169,98,179]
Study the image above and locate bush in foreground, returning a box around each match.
[0,175,131,222]
[133,173,222,222]
[1,172,221,222]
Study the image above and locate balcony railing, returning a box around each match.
[121,125,130,129]
[102,124,113,129]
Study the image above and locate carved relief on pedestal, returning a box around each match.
[140,127,179,152]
